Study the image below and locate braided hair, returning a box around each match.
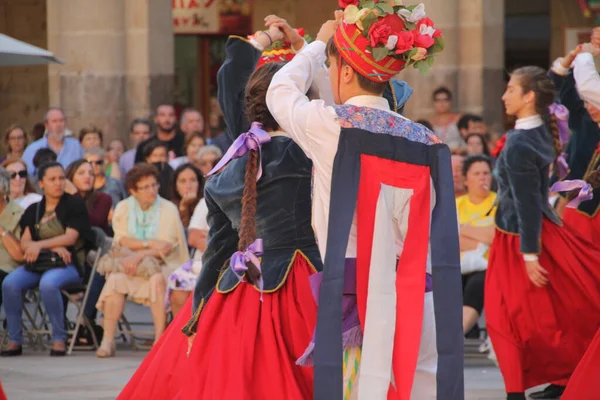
[234,62,283,284]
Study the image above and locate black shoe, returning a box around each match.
[50,348,66,356]
[0,346,23,357]
[507,393,525,400]
[529,384,566,399]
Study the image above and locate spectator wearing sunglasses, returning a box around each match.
[84,148,127,209]
[1,158,42,210]
[0,168,26,314]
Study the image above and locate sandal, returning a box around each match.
[96,340,116,358]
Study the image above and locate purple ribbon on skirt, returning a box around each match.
[556,153,570,180]
[550,179,594,208]
[205,122,271,180]
[296,258,433,366]
[230,239,265,300]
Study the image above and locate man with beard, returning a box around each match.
[22,108,84,177]
[134,104,185,163]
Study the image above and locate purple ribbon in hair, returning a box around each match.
[230,239,264,300]
[548,103,570,146]
[556,152,570,180]
[205,122,271,180]
[550,179,594,208]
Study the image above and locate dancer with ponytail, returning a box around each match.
[117,20,322,400]
[485,66,600,400]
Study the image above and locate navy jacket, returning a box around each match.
[183,36,322,335]
[550,70,600,217]
[495,125,562,254]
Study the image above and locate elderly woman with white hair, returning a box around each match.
[0,168,25,312]
[194,145,222,176]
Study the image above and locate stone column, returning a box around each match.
[401,0,460,121]
[0,0,48,137]
[47,0,173,143]
[457,0,505,130]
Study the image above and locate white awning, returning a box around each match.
[0,33,63,66]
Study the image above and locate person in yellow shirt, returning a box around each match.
[456,154,496,335]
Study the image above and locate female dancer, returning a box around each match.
[485,66,600,400]
[117,22,322,400]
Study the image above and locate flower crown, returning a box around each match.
[335,1,445,81]
[255,28,313,68]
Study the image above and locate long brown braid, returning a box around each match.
[512,66,563,158]
[234,62,284,284]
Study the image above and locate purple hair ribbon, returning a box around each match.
[556,152,570,180]
[230,239,265,300]
[548,103,570,146]
[205,122,271,180]
[550,179,594,208]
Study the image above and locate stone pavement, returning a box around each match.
[0,349,524,400]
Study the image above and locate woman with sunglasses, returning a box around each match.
[1,158,42,210]
[84,147,127,209]
[429,87,464,152]
[1,162,93,357]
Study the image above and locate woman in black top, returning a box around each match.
[1,162,92,357]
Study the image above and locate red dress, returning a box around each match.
[118,254,318,400]
[562,207,600,243]
[485,219,600,392]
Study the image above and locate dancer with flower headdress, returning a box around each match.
[267,3,463,400]
[483,65,600,400]
[117,19,325,400]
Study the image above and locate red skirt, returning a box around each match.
[485,219,600,392]
[119,253,318,400]
[117,296,192,400]
[0,380,6,400]
[562,207,600,243]
[181,254,318,400]
[562,328,600,399]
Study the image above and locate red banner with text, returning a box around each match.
[172,0,252,35]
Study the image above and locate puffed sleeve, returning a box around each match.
[182,187,239,336]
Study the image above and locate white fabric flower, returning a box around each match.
[386,35,398,50]
[397,3,426,23]
[419,24,436,37]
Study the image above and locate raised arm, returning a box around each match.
[217,36,262,142]
[573,49,600,109]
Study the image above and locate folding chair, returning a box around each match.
[66,227,109,354]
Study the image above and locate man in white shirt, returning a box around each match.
[266,7,462,400]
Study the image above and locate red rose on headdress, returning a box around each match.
[394,31,414,54]
[368,20,393,48]
[416,17,442,38]
[412,30,435,49]
[296,28,305,37]
[338,0,359,8]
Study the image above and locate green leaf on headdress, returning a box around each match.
[430,36,445,53]
[404,21,416,30]
[361,13,379,34]
[361,0,375,8]
[376,3,394,15]
[426,54,435,66]
[416,59,431,74]
[372,46,390,61]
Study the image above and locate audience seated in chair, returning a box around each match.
[456,155,496,336]
[1,162,93,357]
[0,168,25,313]
[95,164,188,357]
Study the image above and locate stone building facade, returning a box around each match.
[0,0,596,148]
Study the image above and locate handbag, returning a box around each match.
[24,202,67,273]
[96,244,163,279]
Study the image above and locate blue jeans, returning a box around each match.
[2,265,81,344]
[83,272,105,321]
